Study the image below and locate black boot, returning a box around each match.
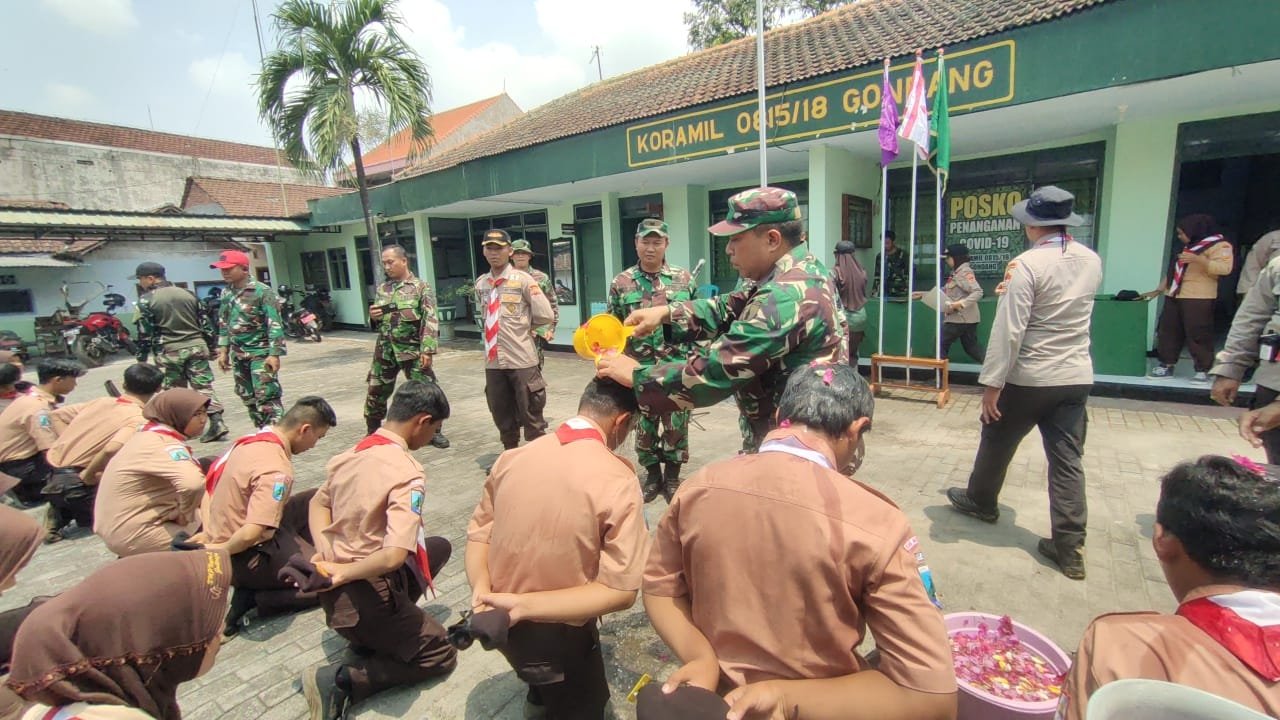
[365,416,381,436]
[1037,538,1086,580]
[199,411,229,443]
[641,465,662,504]
[223,588,257,637]
[662,463,682,503]
[431,424,451,449]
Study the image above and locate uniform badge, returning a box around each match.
[168,446,192,462]
[37,414,51,429]
[410,489,424,515]
[272,480,287,501]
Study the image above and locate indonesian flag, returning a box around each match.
[1177,589,1280,681]
[898,53,930,159]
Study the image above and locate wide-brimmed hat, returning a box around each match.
[1011,186,1084,227]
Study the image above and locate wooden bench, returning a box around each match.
[869,353,951,408]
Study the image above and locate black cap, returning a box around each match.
[482,229,512,246]
[132,261,166,279]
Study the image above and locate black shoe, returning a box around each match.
[1037,538,1086,580]
[223,588,257,637]
[303,664,350,720]
[641,465,663,504]
[662,462,683,503]
[365,417,381,436]
[199,412,229,443]
[946,487,999,523]
[430,432,451,449]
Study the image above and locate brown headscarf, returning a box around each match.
[142,389,209,437]
[6,549,230,720]
[833,240,868,312]
[0,506,42,594]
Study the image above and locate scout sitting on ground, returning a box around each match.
[643,363,957,720]
[191,396,336,637]
[301,380,456,720]
[465,378,649,719]
[93,388,209,557]
[1058,455,1280,719]
[42,362,164,543]
[0,359,85,509]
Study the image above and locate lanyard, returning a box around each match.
[758,438,835,471]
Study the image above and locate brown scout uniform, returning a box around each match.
[43,396,146,532]
[644,429,957,695]
[201,434,319,616]
[475,264,556,448]
[1059,585,1280,720]
[314,429,456,703]
[0,388,59,506]
[93,427,204,557]
[468,417,650,716]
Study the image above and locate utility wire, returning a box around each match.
[192,0,244,136]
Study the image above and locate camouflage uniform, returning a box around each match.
[633,189,847,453]
[364,273,441,427]
[511,239,559,368]
[137,282,223,412]
[609,261,694,467]
[218,280,286,427]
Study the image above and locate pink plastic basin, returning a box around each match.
[945,612,1072,720]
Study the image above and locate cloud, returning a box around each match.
[398,0,688,114]
[45,83,95,114]
[189,51,257,98]
[41,0,138,35]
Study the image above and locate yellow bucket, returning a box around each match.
[572,313,635,360]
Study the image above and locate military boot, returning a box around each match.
[662,463,683,503]
[641,464,663,504]
[366,416,381,436]
[199,411,229,443]
[431,425,451,449]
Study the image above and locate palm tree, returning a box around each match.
[257,0,432,283]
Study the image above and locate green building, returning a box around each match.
[274,0,1280,382]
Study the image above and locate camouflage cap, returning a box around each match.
[482,229,512,247]
[708,187,802,237]
[635,218,669,239]
[510,239,536,254]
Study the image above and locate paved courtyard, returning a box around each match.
[1,332,1255,719]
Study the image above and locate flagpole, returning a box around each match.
[877,164,888,356]
[935,166,943,387]
[907,151,918,367]
[756,0,768,186]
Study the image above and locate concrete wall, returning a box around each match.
[277,228,365,326]
[0,136,312,211]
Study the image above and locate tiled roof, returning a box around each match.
[0,109,292,167]
[0,200,71,210]
[359,94,512,174]
[0,237,103,258]
[401,0,1110,178]
[181,177,352,218]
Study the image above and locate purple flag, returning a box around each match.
[878,59,900,167]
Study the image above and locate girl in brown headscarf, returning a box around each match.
[832,241,869,366]
[93,389,210,557]
[0,506,44,675]
[1146,214,1233,381]
[1,549,231,720]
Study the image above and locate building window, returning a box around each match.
[618,193,664,269]
[326,248,351,290]
[380,219,420,275]
[707,180,810,293]
[0,289,34,314]
[300,251,329,288]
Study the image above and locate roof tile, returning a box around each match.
[181,177,351,218]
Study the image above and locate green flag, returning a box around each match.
[929,50,951,194]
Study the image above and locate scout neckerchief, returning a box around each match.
[555,416,605,445]
[1168,234,1225,297]
[758,434,835,471]
[204,429,285,495]
[0,390,16,401]
[1176,589,1280,681]
[141,422,198,468]
[353,432,436,595]
[483,277,506,362]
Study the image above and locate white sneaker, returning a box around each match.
[1191,371,1209,383]
[1148,365,1174,379]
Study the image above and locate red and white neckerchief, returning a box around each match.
[1168,234,1224,297]
[39,703,95,720]
[1177,589,1280,681]
[204,428,285,495]
[0,390,16,401]
[354,432,436,596]
[555,417,605,445]
[115,396,137,405]
[483,277,506,362]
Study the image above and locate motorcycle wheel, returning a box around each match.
[309,327,322,343]
[284,323,301,339]
[74,335,105,367]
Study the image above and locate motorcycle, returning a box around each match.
[301,285,337,331]
[0,330,28,362]
[62,283,137,367]
[277,285,322,343]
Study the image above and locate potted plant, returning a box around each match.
[438,284,475,341]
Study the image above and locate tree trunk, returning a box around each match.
[350,136,384,287]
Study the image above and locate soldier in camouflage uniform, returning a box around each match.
[212,250,286,428]
[133,261,228,442]
[597,187,846,453]
[364,244,450,448]
[510,239,558,368]
[608,218,694,502]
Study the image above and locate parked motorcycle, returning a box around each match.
[0,330,28,362]
[301,285,336,331]
[74,291,138,367]
[277,285,321,343]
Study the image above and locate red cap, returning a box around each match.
[210,250,251,269]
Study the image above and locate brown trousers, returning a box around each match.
[497,621,609,720]
[1156,297,1216,371]
[484,367,548,449]
[230,489,320,616]
[320,554,457,703]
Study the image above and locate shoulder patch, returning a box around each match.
[272,477,288,501]
[37,413,52,429]
[410,489,424,515]
[167,445,192,462]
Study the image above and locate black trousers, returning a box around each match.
[1254,385,1280,465]
[484,367,548,449]
[942,322,986,363]
[498,621,609,720]
[0,454,51,506]
[965,383,1090,550]
[42,467,95,532]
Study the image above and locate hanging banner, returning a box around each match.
[944,184,1027,282]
